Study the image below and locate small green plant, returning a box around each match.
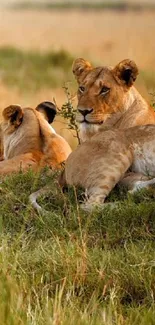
[150,92,155,110]
[57,84,81,144]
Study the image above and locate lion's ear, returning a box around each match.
[2,105,23,126]
[113,59,138,87]
[72,58,92,83]
[36,101,57,123]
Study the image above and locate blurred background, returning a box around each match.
[0,0,155,145]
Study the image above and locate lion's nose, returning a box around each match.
[78,108,93,117]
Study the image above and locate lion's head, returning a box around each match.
[1,101,57,160]
[73,58,139,141]
[0,101,71,174]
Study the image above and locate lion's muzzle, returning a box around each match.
[78,108,93,117]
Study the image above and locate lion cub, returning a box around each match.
[62,125,155,210]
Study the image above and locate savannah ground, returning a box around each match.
[1,2,155,324]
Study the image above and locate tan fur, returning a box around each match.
[0,103,71,175]
[73,58,155,142]
[63,125,155,210]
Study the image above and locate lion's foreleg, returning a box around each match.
[81,152,133,212]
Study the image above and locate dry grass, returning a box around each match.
[0,8,154,144]
[0,9,154,70]
[0,9,154,92]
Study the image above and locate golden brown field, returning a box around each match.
[0,8,155,143]
[0,9,155,68]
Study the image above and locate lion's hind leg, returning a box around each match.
[129,178,155,193]
[120,172,155,193]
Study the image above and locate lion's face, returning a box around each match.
[73,58,138,139]
[76,67,126,125]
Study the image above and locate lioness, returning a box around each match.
[62,125,155,211]
[0,101,71,175]
[73,58,155,142]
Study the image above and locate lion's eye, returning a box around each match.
[100,86,110,95]
[79,86,85,93]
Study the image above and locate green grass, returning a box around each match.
[0,47,74,92]
[1,168,155,324]
[0,46,155,98]
[140,70,155,92]
[12,1,155,11]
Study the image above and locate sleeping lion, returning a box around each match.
[0,101,71,175]
[73,58,155,142]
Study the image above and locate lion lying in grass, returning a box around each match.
[54,57,155,211]
[0,101,71,175]
[31,123,155,213]
[29,58,155,212]
[61,124,155,211]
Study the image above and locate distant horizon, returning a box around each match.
[1,0,155,6]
